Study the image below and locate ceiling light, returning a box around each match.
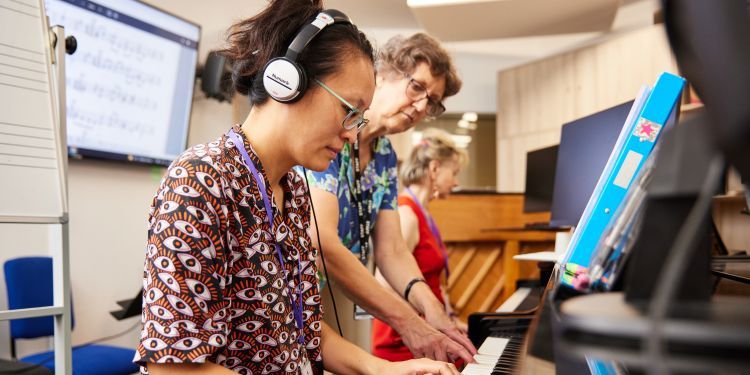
[451,134,472,148]
[462,112,478,122]
[457,119,477,130]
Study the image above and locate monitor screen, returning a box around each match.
[549,100,635,227]
[523,145,558,213]
[45,0,200,166]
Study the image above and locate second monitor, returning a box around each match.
[549,100,635,228]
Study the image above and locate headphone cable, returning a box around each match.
[302,168,343,337]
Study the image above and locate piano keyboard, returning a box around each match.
[463,313,532,375]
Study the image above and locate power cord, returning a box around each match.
[0,320,141,374]
[302,167,343,337]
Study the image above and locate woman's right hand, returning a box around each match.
[375,358,461,375]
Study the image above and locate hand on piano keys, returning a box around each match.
[461,336,523,375]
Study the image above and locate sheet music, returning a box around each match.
[0,0,65,218]
[45,0,184,158]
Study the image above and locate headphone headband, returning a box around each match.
[262,9,352,103]
[285,10,351,61]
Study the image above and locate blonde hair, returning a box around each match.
[400,128,468,186]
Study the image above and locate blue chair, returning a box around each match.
[4,257,138,375]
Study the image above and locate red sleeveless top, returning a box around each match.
[371,195,446,361]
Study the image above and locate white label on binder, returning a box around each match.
[613,151,643,189]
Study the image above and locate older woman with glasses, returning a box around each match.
[304,33,475,364]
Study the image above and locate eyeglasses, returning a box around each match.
[314,79,369,133]
[401,73,446,117]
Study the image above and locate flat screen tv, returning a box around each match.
[45,0,200,166]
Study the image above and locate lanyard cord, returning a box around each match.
[404,187,450,279]
[351,139,372,264]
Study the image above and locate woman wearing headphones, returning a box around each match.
[372,129,468,362]
[305,33,476,363]
[135,1,459,374]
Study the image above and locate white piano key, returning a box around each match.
[473,353,500,365]
[478,336,509,356]
[495,287,532,312]
[461,362,495,375]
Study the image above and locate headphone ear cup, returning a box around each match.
[262,57,305,102]
[295,66,308,102]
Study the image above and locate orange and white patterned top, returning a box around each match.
[135,127,323,374]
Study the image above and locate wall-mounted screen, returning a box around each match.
[45,0,200,166]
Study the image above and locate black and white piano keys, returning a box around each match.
[461,287,538,375]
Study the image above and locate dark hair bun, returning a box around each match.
[231,59,254,96]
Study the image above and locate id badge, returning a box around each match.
[353,304,373,320]
[300,348,314,375]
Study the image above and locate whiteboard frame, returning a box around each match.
[0,4,72,371]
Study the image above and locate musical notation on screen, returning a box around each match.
[46,0,189,158]
[46,7,165,63]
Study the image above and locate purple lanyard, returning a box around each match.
[404,187,450,279]
[227,129,305,345]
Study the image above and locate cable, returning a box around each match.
[645,154,724,375]
[302,167,343,337]
[0,320,141,374]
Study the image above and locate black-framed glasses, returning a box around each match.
[314,79,369,132]
[401,73,446,117]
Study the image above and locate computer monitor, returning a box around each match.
[549,100,635,227]
[523,145,559,213]
[45,0,200,166]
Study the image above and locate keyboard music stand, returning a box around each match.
[110,290,142,320]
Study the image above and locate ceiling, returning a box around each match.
[408,0,620,41]
[143,0,660,64]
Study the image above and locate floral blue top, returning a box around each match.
[304,136,399,260]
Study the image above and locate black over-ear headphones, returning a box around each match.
[262,9,351,103]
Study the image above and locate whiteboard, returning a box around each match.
[0,0,67,220]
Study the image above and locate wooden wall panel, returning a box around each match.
[496,25,679,192]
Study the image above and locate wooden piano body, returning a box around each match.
[430,192,558,323]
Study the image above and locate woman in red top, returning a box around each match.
[372,129,468,362]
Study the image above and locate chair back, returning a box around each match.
[4,256,74,339]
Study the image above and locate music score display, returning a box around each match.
[45,0,199,166]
